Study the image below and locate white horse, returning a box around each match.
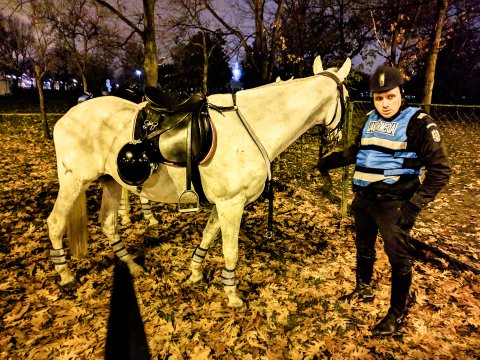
[47,56,351,308]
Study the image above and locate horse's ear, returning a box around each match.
[336,58,352,81]
[313,56,323,75]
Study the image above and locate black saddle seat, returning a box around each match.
[144,86,205,113]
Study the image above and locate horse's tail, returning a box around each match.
[66,191,89,257]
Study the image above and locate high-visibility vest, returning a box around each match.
[353,107,422,187]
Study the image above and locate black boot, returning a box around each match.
[372,271,412,336]
[339,255,375,302]
[339,281,374,302]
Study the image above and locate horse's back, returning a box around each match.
[53,96,141,181]
[56,96,138,131]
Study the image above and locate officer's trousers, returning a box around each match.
[350,194,413,276]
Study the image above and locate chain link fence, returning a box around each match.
[276,101,480,275]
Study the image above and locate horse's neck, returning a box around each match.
[233,78,337,160]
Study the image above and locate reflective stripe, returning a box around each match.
[353,171,400,183]
[361,137,407,150]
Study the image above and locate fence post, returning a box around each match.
[341,100,353,217]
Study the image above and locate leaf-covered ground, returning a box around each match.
[1,115,479,359]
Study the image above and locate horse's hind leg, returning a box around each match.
[99,177,143,276]
[47,180,87,287]
[190,206,221,283]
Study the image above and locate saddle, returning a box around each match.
[133,86,215,212]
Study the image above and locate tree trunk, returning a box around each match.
[81,73,88,93]
[422,0,449,112]
[201,32,208,94]
[143,0,158,88]
[34,64,51,140]
[253,0,267,84]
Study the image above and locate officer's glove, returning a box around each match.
[315,158,333,192]
[399,201,421,229]
[316,158,329,175]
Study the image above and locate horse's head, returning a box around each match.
[312,56,351,153]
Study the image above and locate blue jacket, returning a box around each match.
[318,106,451,209]
[353,107,422,187]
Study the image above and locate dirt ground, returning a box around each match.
[0,115,479,359]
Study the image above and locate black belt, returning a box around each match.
[355,189,408,202]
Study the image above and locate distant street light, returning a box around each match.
[135,69,142,80]
[232,62,241,82]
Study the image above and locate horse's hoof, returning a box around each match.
[228,300,246,311]
[147,217,159,226]
[60,280,77,294]
[121,217,132,226]
[127,262,144,277]
[189,273,203,283]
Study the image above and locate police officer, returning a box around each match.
[317,65,451,336]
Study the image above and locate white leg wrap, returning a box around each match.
[221,267,236,287]
[140,197,153,215]
[192,246,208,264]
[111,239,128,259]
[140,197,158,225]
[118,190,130,216]
[50,248,67,266]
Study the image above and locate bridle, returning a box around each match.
[316,71,349,156]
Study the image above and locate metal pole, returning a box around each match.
[341,100,353,217]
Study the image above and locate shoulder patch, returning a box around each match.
[430,128,441,142]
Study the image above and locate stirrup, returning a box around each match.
[178,189,200,213]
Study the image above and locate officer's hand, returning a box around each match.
[399,201,421,229]
[316,158,329,175]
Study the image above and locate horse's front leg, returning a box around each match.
[118,188,159,226]
[118,187,132,225]
[216,198,245,309]
[190,206,221,282]
[139,196,159,226]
